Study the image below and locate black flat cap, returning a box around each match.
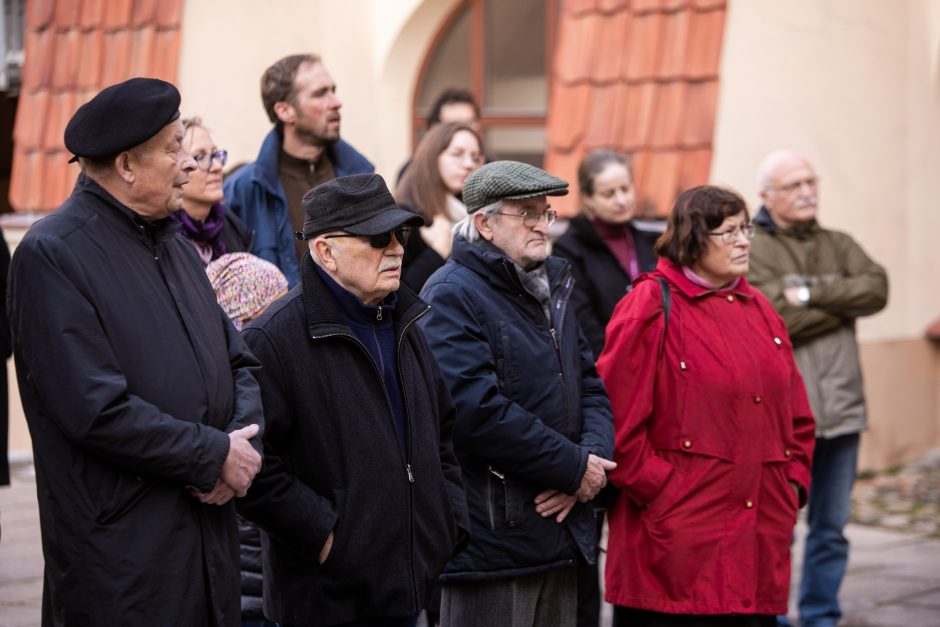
[64,77,182,162]
[296,174,424,240]
[463,160,568,213]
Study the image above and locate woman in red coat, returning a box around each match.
[597,186,815,627]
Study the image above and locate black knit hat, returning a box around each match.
[296,174,424,240]
[64,77,182,162]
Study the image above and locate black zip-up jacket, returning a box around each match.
[237,254,469,625]
[551,215,660,358]
[8,173,263,626]
[419,236,614,582]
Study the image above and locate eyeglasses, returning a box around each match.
[771,176,818,194]
[709,223,755,245]
[322,226,413,249]
[493,209,557,228]
[193,150,228,172]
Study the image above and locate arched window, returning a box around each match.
[413,0,557,166]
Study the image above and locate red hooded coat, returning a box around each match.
[597,258,815,616]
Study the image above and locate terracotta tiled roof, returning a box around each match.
[546,0,728,216]
[9,0,184,213]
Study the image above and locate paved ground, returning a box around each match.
[2,458,939,627]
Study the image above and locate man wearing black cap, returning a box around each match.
[236,173,469,627]
[8,78,264,626]
[418,161,615,627]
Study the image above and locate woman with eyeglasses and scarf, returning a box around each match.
[174,117,252,264]
[597,186,816,627]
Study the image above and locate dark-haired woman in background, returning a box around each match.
[396,122,482,292]
[174,117,252,264]
[552,150,660,359]
[597,186,815,627]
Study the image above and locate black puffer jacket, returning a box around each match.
[237,254,469,625]
[419,236,614,582]
[551,215,660,358]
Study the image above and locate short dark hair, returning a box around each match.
[655,185,748,267]
[261,54,322,127]
[427,88,479,128]
[577,149,631,197]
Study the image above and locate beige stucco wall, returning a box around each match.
[7,0,940,470]
[176,0,461,186]
[711,0,940,470]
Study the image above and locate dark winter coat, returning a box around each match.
[597,258,815,615]
[7,173,264,627]
[223,129,374,287]
[237,254,469,626]
[0,226,10,486]
[551,215,660,358]
[419,236,614,582]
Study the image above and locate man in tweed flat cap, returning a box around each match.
[418,161,616,627]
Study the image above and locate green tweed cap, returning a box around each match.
[462,160,569,213]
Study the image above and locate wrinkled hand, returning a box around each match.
[221,424,262,497]
[575,454,617,502]
[783,286,803,306]
[534,489,578,523]
[319,531,335,564]
[189,478,236,506]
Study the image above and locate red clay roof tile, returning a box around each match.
[619,82,657,150]
[100,29,131,86]
[151,29,181,83]
[25,0,54,31]
[677,148,713,191]
[681,80,718,145]
[50,29,81,89]
[76,29,104,88]
[127,26,156,77]
[649,81,688,148]
[11,0,184,212]
[13,90,50,150]
[686,7,726,78]
[131,0,158,27]
[643,150,683,215]
[623,12,663,81]
[80,0,107,30]
[564,0,599,18]
[597,0,629,13]
[593,10,629,83]
[584,83,620,147]
[53,0,82,30]
[22,29,55,91]
[547,82,592,151]
[155,0,184,28]
[658,9,692,79]
[632,0,664,15]
[42,91,75,150]
[103,0,133,31]
[663,0,690,11]
[692,0,726,8]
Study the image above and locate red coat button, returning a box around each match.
[745,500,754,509]
[726,294,735,303]
[754,396,762,404]
[682,440,692,449]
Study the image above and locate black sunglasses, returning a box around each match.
[319,226,413,249]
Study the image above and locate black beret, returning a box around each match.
[64,77,182,162]
[296,174,424,240]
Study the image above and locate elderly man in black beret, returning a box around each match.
[417,161,616,627]
[8,77,264,626]
[236,173,469,627]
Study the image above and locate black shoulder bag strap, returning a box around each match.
[657,276,671,335]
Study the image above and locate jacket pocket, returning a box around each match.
[319,489,348,574]
[486,467,523,530]
[96,474,153,525]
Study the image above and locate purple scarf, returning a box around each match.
[172,203,227,261]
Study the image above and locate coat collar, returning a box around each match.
[300,253,427,340]
[753,205,819,238]
[77,172,181,244]
[653,257,755,301]
[449,234,570,295]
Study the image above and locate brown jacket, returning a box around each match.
[748,206,888,438]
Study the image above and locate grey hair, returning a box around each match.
[453,200,502,243]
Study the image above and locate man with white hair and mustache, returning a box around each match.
[236,173,469,627]
[747,150,888,627]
